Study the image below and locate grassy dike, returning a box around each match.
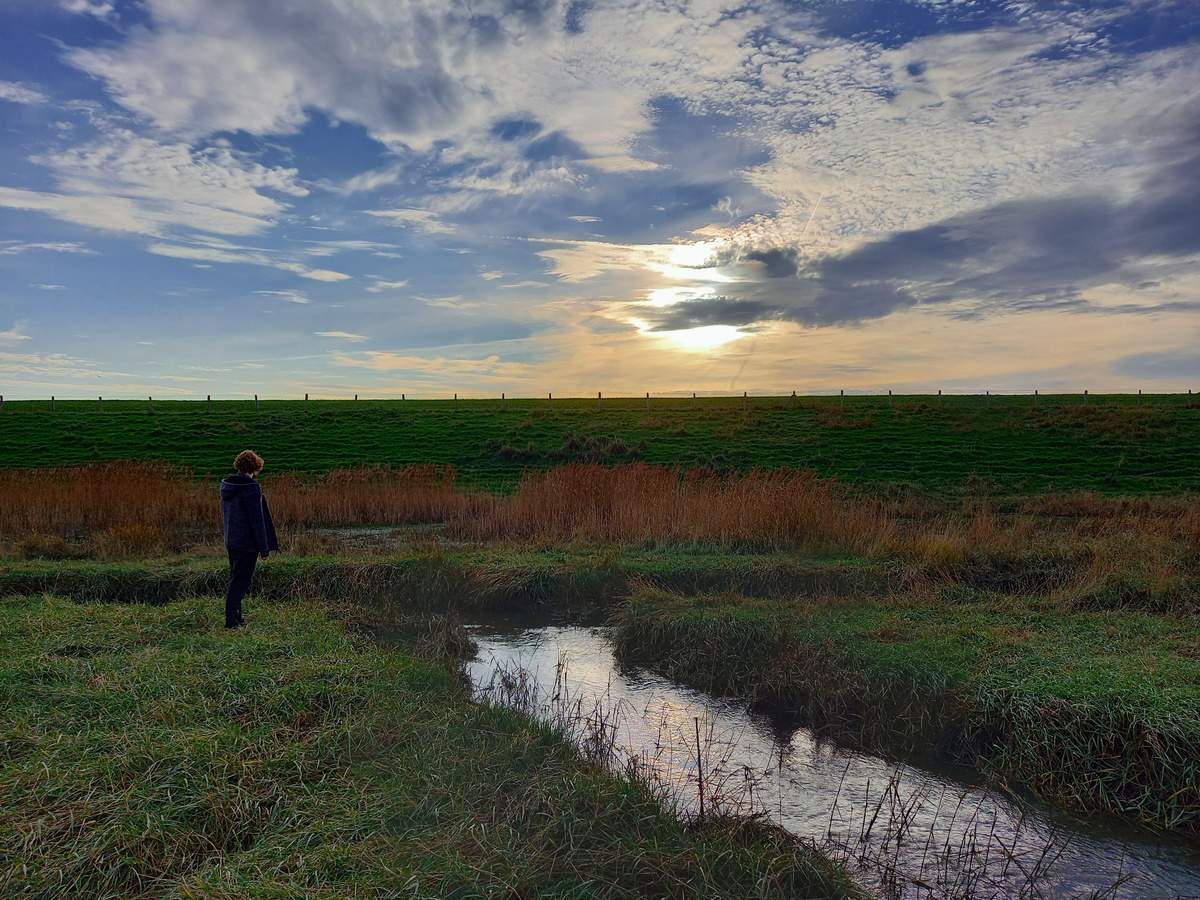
[0,592,863,899]
[612,586,1200,836]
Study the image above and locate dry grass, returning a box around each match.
[447,464,893,553]
[2,462,1198,609]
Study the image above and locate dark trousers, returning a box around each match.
[225,549,259,626]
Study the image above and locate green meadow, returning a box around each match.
[2,392,1199,494]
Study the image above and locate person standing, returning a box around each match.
[220,450,279,629]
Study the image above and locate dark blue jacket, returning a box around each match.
[220,474,279,554]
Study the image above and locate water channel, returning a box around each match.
[463,614,1200,900]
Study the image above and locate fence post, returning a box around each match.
[305,393,309,412]
[51,396,55,412]
[1189,389,1193,409]
[454,393,458,411]
[743,390,747,411]
[0,395,3,412]
[937,389,941,404]
[598,391,602,410]
[888,389,892,408]
[986,390,989,409]
[549,392,553,411]
[692,392,696,410]
[255,394,259,412]
[99,396,103,412]
[840,389,844,409]
[646,391,650,410]
[402,393,406,411]
[502,392,505,411]
[1137,389,1141,407]
[149,395,154,414]
[1034,389,1038,407]
[354,394,358,409]
[791,390,797,408]
[207,394,211,414]
[1084,389,1088,406]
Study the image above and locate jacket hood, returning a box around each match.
[221,473,258,501]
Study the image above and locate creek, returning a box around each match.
[464,613,1200,900]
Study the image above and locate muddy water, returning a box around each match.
[465,615,1200,900]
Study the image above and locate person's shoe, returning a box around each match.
[225,619,246,629]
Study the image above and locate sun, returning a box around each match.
[649,323,746,350]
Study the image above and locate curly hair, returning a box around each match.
[234,450,264,475]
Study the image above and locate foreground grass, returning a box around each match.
[613,586,1200,836]
[2,394,1199,495]
[0,594,861,899]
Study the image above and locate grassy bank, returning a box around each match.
[0,551,879,613]
[612,586,1200,836]
[2,394,1199,495]
[0,593,862,899]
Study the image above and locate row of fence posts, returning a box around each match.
[0,389,1197,411]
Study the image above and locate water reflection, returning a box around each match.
[466,618,1200,900]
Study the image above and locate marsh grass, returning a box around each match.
[612,586,1200,836]
[0,594,864,899]
[3,462,1198,615]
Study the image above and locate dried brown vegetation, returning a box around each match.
[2,461,1197,609]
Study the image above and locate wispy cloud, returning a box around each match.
[0,321,32,342]
[365,279,408,293]
[0,241,95,256]
[255,290,309,304]
[315,331,368,342]
[366,208,455,234]
[0,81,47,105]
[146,241,350,281]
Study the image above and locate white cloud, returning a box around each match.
[365,279,408,293]
[5,128,306,238]
[366,208,455,234]
[332,351,537,381]
[418,295,476,309]
[315,331,368,341]
[146,241,350,281]
[32,284,66,291]
[255,290,309,304]
[0,81,47,105]
[0,321,32,342]
[296,267,352,282]
[479,271,504,280]
[60,0,115,19]
[0,241,94,256]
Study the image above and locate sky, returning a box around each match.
[1,0,1199,400]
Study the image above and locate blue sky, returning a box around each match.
[1,0,1198,399]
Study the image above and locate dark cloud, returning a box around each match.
[640,296,783,332]
[492,118,542,141]
[744,247,798,278]
[679,99,1200,330]
[564,0,591,35]
[1115,350,1200,381]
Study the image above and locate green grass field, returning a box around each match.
[0,592,861,899]
[2,394,1199,495]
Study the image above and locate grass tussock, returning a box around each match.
[0,594,863,900]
